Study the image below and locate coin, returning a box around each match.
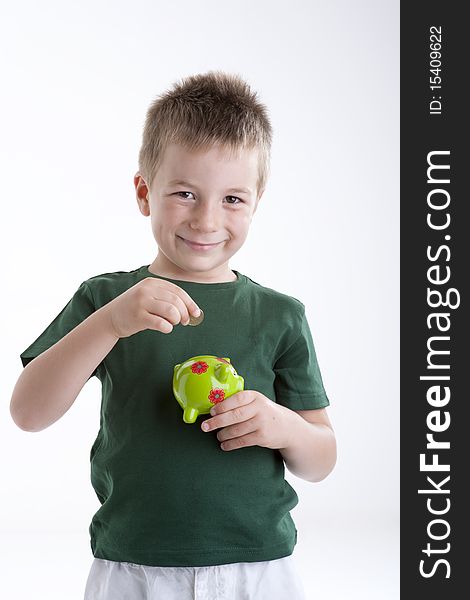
[188,309,204,326]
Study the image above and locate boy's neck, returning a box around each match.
[147,258,237,284]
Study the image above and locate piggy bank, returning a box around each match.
[173,355,244,423]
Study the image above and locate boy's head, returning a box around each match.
[134,71,273,281]
[137,70,272,197]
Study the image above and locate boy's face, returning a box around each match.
[135,142,263,282]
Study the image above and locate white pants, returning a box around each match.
[84,555,307,600]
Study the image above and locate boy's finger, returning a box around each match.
[209,391,253,416]
[202,400,256,432]
[166,282,202,317]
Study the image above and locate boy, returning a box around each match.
[11,70,336,599]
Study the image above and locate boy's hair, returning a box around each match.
[138,70,272,198]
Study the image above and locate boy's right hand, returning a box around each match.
[104,277,201,339]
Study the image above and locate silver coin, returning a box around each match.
[188,309,204,326]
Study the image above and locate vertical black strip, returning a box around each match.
[401,2,467,596]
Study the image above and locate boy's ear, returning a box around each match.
[134,172,150,216]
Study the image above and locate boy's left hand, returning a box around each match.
[201,390,295,451]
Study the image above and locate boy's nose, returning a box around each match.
[189,203,221,232]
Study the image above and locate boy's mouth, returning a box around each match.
[177,236,223,251]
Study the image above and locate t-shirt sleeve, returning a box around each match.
[19,281,101,380]
[273,307,330,410]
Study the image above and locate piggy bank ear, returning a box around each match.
[174,363,181,372]
[214,363,231,383]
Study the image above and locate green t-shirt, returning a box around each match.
[20,264,330,567]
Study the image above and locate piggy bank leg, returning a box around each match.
[183,407,199,424]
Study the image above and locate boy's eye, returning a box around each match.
[174,192,243,205]
[225,195,243,205]
[175,191,195,199]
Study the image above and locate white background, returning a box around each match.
[1,1,399,598]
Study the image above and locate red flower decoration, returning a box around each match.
[209,388,225,404]
[191,361,209,375]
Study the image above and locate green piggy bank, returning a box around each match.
[173,355,244,424]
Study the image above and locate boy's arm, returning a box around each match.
[10,305,119,432]
[278,407,337,483]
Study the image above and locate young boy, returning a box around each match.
[11,70,336,600]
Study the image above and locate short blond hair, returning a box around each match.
[138,70,273,197]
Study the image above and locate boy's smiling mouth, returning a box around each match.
[177,236,224,250]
